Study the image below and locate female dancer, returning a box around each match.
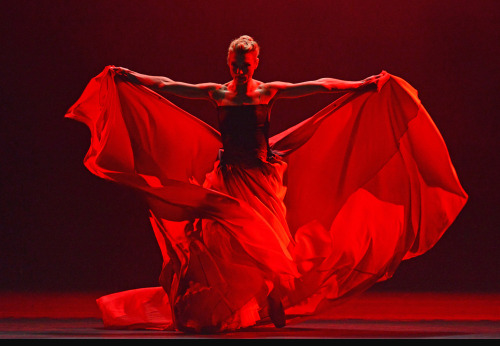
[67,35,467,333]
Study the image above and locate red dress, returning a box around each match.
[65,66,467,332]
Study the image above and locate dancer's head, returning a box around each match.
[227,35,260,85]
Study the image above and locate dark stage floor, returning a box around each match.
[0,291,499,339]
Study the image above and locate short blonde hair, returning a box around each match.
[227,35,260,59]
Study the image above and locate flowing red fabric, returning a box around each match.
[66,66,467,332]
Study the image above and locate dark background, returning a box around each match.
[1,0,498,294]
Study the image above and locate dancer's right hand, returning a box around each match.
[111,66,132,76]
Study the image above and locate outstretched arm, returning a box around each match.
[111,67,220,100]
[267,72,386,100]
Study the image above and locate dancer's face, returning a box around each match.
[227,51,259,85]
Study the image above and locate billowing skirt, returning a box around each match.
[66,67,467,332]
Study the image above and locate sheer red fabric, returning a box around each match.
[66,67,467,332]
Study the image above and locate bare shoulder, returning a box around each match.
[258,81,292,101]
[209,82,229,103]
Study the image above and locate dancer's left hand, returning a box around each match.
[360,71,387,90]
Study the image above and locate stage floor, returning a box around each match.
[0,291,499,339]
